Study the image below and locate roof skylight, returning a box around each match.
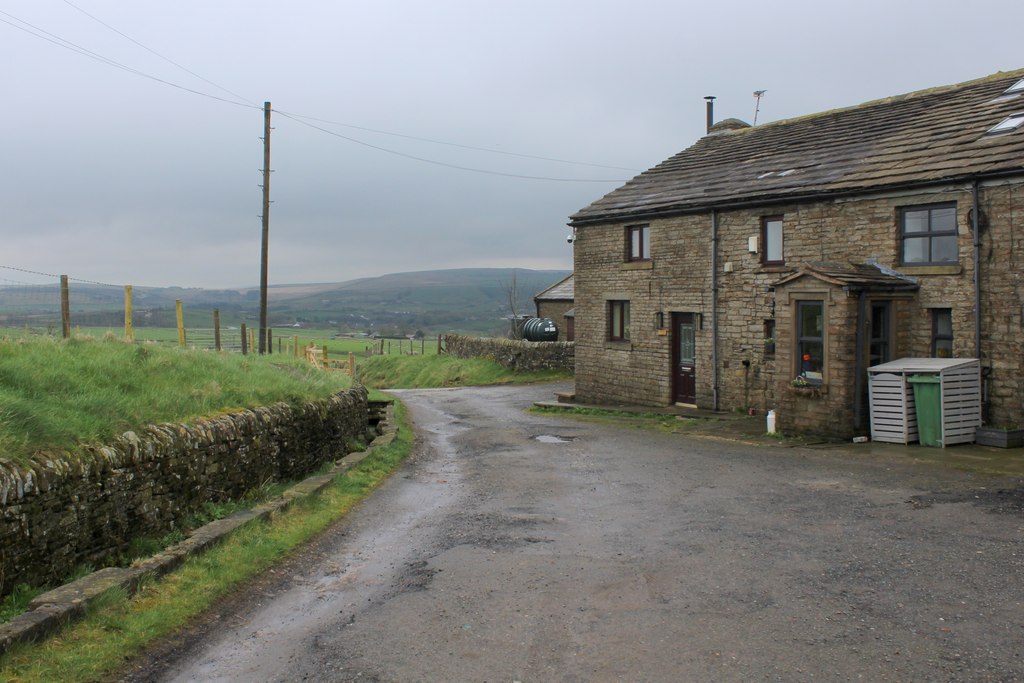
[986,112,1024,135]
[1005,78,1024,95]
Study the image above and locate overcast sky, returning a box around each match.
[2,0,1020,289]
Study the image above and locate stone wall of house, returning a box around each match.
[573,179,1024,434]
[535,302,574,341]
[0,386,369,596]
[444,334,574,372]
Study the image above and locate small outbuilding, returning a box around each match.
[533,274,574,341]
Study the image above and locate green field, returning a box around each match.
[0,335,354,465]
[0,326,440,356]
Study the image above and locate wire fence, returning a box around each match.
[1,265,445,360]
[0,265,257,351]
[0,267,123,334]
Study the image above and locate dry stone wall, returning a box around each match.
[444,334,574,372]
[0,386,369,596]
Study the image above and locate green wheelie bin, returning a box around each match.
[908,374,942,447]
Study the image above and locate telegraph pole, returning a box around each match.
[258,101,271,354]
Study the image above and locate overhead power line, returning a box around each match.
[1,8,632,182]
[61,0,257,107]
[277,109,642,173]
[277,112,628,183]
[0,9,258,109]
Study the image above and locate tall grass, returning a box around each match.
[0,335,352,465]
[356,353,571,389]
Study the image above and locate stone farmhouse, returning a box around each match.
[568,69,1024,438]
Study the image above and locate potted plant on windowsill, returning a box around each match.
[789,376,827,398]
[975,425,1024,448]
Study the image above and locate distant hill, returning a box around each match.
[0,268,571,336]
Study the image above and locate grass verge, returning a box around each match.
[356,353,571,389]
[0,402,413,683]
[0,335,352,465]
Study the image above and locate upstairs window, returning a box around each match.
[627,225,650,261]
[608,300,630,341]
[761,216,784,265]
[901,203,958,265]
[932,308,953,358]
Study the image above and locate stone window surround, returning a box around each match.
[761,215,784,266]
[608,299,630,342]
[780,289,831,387]
[796,299,826,385]
[931,307,954,358]
[626,224,651,262]
[899,201,959,266]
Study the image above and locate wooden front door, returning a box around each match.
[672,313,697,405]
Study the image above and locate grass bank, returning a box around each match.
[0,335,352,465]
[0,402,414,683]
[355,353,571,389]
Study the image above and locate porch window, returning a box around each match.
[627,225,650,261]
[796,301,824,384]
[608,300,630,341]
[932,308,953,358]
[901,203,958,265]
[761,216,784,265]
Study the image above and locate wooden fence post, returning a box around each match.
[240,323,248,355]
[213,309,222,351]
[322,345,329,367]
[249,327,256,352]
[175,300,186,347]
[124,285,134,342]
[60,275,71,339]
[293,335,299,357]
[348,351,355,377]
[267,328,273,355]
[437,334,442,354]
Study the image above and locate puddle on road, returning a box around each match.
[534,435,574,443]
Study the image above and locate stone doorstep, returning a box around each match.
[0,406,397,657]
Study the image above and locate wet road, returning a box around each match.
[130,383,1023,682]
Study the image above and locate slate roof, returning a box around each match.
[772,262,920,292]
[572,69,1024,225]
[533,273,574,301]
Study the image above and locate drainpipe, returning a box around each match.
[972,179,986,420]
[711,208,720,411]
[853,289,866,431]
[972,180,982,360]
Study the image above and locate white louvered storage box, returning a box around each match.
[867,358,981,446]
